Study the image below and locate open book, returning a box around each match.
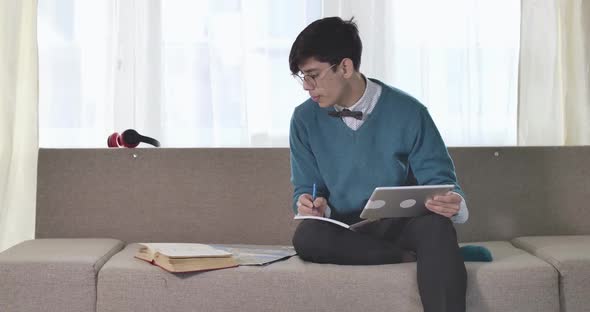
[294,215,373,231]
[135,243,239,273]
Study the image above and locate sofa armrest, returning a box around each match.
[0,238,124,312]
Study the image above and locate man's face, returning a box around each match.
[298,58,344,108]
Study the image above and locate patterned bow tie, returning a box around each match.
[328,109,363,120]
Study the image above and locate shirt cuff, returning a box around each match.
[450,192,469,224]
[324,205,332,218]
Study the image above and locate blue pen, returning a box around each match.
[312,183,317,211]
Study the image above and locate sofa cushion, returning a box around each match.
[97,241,558,312]
[0,238,124,312]
[512,235,590,312]
[462,241,559,311]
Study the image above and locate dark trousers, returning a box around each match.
[292,214,467,312]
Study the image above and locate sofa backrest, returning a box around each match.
[451,146,590,241]
[36,148,297,245]
[36,147,590,244]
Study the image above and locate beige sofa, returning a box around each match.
[1,147,589,312]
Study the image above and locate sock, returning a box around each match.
[460,245,493,262]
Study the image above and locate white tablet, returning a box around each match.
[360,184,455,219]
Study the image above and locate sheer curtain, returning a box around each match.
[38,0,319,147]
[518,0,590,145]
[325,0,520,146]
[38,0,520,147]
[0,0,38,252]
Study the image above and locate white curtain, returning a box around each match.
[325,0,521,146]
[38,0,320,147]
[0,0,38,252]
[38,0,520,147]
[518,0,590,145]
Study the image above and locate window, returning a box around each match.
[38,0,519,147]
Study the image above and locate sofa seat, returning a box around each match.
[97,241,559,312]
[0,238,124,312]
[512,235,590,312]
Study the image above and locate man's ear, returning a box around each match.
[340,58,356,79]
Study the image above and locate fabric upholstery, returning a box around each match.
[35,147,590,244]
[0,238,124,312]
[96,241,558,312]
[36,148,297,245]
[512,235,590,312]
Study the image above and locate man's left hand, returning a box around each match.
[425,191,462,219]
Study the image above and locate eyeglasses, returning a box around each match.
[293,64,336,89]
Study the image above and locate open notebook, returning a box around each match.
[293,215,373,230]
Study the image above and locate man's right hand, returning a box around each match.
[297,194,328,217]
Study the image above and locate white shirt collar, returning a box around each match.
[334,76,378,116]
